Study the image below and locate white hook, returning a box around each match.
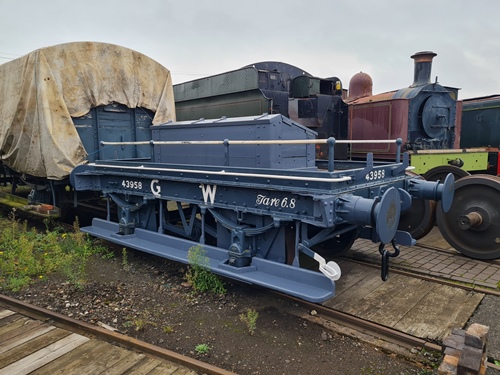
[314,253,341,281]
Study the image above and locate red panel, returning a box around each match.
[349,99,409,159]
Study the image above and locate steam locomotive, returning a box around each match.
[173,52,500,260]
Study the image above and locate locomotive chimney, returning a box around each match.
[410,51,437,87]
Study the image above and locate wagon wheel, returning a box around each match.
[436,175,500,260]
[423,165,470,182]
[398,172,436,240]
[286,226,359,264]
[313,229,360,257]
[398,199,437,240]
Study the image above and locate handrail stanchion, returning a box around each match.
[327,137,336,172]
[150,140,155,160]
[99,141,104,160]
[395,138,402,162]
[224,139,229,166]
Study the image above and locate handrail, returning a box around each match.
[98,137,403,173]
[87,163,353,183]
[100,138,402,146]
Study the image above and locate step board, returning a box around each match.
[82,218,335,303]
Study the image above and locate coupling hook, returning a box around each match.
[379,240,401,281]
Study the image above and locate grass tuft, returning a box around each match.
[0,210,109,291]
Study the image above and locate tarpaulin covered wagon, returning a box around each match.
[0,41,175,214]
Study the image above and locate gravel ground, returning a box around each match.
[2,246,441,375]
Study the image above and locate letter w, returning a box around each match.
[200,184,217,205]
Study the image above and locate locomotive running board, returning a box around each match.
[82,218,335,303]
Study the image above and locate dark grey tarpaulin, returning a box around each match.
[0,41,175,180]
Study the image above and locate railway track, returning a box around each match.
[345,258,500,297]
[2,212,500,373]
[341,226,500,292]
[0,294,235,375]
[2,273,497,374]
[0,284,459,373]
[288,293,442,352]
[280,253,500,371]
[284,290,500,372]
[415,240,500,267]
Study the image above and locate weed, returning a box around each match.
[133,318,147,331]
[412,348,442,373]
[121,248,130,271]
[195,343,210,354]
[163,325,174,334]
[186,245,226,295]
[124,311,157,331]
[100,247,115,260]
[123,318,149,331]
[0,211,109,291]
[239,308,259,335]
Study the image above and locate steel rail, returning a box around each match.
[282,293,443,353]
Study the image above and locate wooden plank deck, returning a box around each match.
[0,308,197,375]
[324,260,484,341]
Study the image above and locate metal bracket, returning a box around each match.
[208,208,278,236]
[392,152,410,175]
[108,193,146,235]
[354,152,374,181]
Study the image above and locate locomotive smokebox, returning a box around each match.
[410,51,437,87]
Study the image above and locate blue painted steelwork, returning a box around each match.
[73,103,155,162]
[70,114,453,302]
[21,103,156,213]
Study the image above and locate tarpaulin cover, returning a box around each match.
[0,41,175,180]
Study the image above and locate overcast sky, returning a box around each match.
[1,0,498,99]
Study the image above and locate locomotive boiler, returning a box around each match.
[347,52,460,166]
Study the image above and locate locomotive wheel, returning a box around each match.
[398,199,437,240]
[423,165,470,182]
[436,175,500,260]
